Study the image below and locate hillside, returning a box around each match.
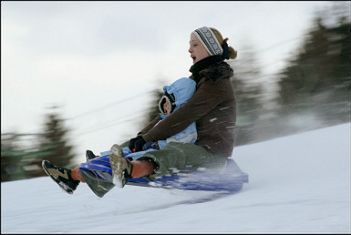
[2,123,350,233]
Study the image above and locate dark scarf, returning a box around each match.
[189,40,230,83]
[189,55,224,83]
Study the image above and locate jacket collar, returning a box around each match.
[189,56,233,84]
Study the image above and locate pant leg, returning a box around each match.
[79,140,136,197]
[139,142,227,178]
[79,155,115,198]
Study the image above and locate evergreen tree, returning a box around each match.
[1,133,26,181]
[276,4,350,124]
[228,44,265,144]
[35,107,76,173]
[229,44,264,126]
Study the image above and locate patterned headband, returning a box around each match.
[193,27,223,56]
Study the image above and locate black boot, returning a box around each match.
[42,160,80,194]
[86,150,98,161]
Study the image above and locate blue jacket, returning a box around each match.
[120,77,197,160]
[157,77,197,149]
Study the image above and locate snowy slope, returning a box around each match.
[2,123,350,233]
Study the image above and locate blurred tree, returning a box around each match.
[1,133,26,181]
[2,108,77,181]
[229,44,264,125]
[229,44,265,144]
[276,3,350,124]
[31,107,77,177]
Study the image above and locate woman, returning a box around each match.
[109,26,238,187]
[42,26,238,196]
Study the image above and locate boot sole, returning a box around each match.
[42,160,74,194]
[109,145,127,188]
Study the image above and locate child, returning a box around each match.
[124,77,198,159]
[87,77,197,160]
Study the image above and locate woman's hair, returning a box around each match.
[210,27,238,60]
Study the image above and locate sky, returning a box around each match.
[2,123,350,233]
[1,1,334,162]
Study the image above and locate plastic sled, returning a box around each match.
[79,151,249,197]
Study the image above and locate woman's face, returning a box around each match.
[188,33,210,64]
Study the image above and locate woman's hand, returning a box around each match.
[128,136,146,152]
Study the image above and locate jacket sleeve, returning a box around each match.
[137,116,160,136]
[142,80,226,142]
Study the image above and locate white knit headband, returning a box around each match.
[193,27,223,56]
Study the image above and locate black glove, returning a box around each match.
[129,136,146,152]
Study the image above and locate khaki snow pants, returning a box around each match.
[81,142,227,197]
[139,142,227,178]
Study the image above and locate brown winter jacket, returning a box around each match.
[140,61,236,158]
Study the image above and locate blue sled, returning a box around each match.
[79,150,249,197]
[127,158,249,192]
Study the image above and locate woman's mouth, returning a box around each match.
[191,55,196,63]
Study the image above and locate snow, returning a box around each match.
[2,123,350,233]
